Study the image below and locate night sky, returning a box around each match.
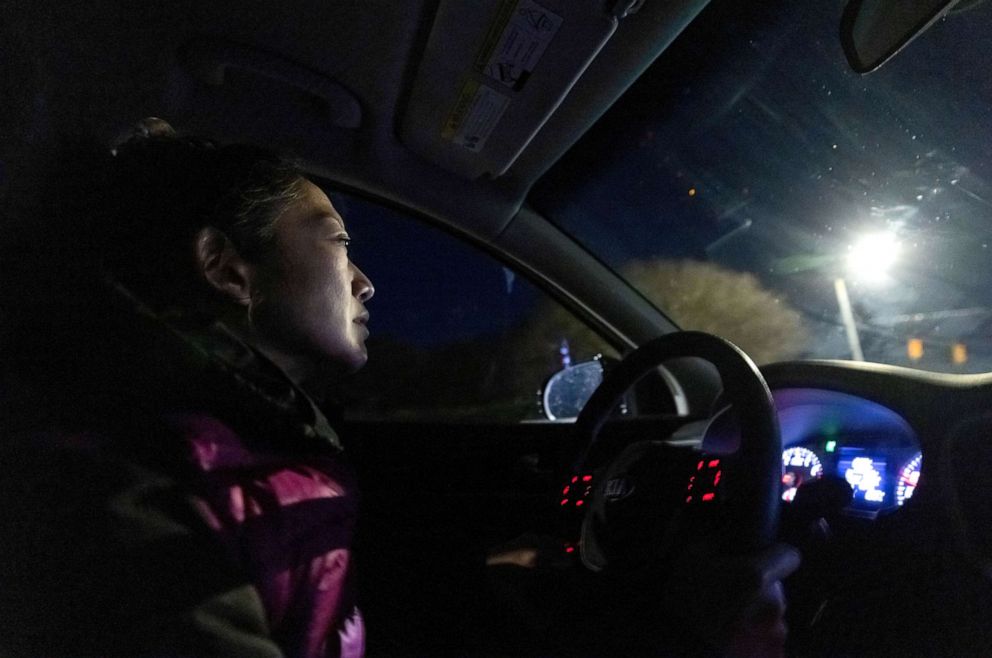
[532,0,992,372]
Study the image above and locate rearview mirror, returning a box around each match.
[840,0,959,73]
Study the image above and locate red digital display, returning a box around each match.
[685,457,722,504]
[559,473,594,509]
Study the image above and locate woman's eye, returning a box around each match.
[334,235,352,247]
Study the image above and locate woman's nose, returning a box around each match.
[352,263,374,302]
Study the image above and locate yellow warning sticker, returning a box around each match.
[475,0,519,72]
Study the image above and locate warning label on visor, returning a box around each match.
[442,80,511,152]
[477,0,563,92]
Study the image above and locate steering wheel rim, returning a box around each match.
[574,331,781,555]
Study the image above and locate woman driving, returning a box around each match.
[0,117,797,657]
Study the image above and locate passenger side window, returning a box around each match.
[330,191,617,422]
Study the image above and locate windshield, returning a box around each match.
[534,0,992,373]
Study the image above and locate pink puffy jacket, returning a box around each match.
[168,412,364,658]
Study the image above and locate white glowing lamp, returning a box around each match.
[847,231,900,284]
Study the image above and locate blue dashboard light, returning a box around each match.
[837,446,888,506]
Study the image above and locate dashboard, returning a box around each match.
[775,388,922,516]
[533,362,992,653]
[702,387,923,519]
[542,362,992,654]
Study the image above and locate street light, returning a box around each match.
[836,231,900,361]
[847,231,900,285]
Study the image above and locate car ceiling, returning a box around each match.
[1,0,709,243]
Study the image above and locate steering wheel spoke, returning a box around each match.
[574,332,782,571]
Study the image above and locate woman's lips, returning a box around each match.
[354,313,369,335]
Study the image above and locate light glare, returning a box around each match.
[847,232,900,283]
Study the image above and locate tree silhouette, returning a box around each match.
[620,259,809,364]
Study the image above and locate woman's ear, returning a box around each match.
[194,227,255,306]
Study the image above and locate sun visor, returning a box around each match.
[400,0,632,179]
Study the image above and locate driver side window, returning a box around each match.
[330,191,617,422]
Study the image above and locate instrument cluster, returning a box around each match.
[700,387,924,518]
[774,388,923,517]
[781,442,922,514]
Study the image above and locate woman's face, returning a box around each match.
[251,180,374,379]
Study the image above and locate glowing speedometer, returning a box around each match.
[782,447,823,502]
[896,452,922,506]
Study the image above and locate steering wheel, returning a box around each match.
[573,331,781,569]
